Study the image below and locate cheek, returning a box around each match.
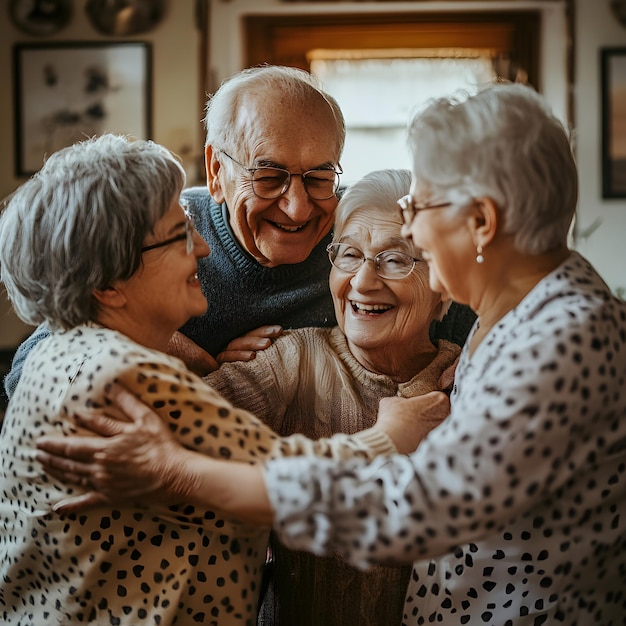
[318,198,338,224]
[329,269,349,313]
[404,270,440,317]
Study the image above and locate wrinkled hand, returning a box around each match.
[374,391,450,454]
[216,325,283,364]
[36,383,191,513]
[167,331,218,376]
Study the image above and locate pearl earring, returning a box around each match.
[476,245,484,264]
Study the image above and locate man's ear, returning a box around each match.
[205,145,225,203]
[93,285,127,309]
[468,196,499,249]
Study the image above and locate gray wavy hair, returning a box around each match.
[408,82,578,255]
[0,134,186,330]
[204,64,346,161]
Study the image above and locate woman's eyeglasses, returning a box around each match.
[220,151,342,200]
[141,212,196,255]
[327,242,420,280]
[397,194,452,227]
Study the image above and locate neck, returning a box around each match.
[94,311,173,353]
[470,245,570,353]
[349,335,437,383]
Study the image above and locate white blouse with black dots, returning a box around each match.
[265,252,626,626]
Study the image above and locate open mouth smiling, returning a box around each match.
[351,301,393,315]
[270,220,308,233]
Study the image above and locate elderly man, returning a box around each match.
[4,65,475,392]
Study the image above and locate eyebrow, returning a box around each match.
[255,158,337,171]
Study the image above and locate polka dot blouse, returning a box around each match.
[265,252,626,625]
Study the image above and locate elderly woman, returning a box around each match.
[207,168,459,626]
[39,83,626,624]
[0,135,436,626]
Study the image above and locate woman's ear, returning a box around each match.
[93,285,127,309]
[205,145,225,203]
[469,196,499,249]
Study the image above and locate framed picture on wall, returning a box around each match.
[601,47,626,199]
[13,42,152,177]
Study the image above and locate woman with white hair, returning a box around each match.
[37,83,626,624]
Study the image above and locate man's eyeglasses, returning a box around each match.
[220,151,342,200]
[327,242,420,280]
[397,194,452,227]
[141,211,196,255]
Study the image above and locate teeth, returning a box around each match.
[351,301,392,313]
[274,222,306,232]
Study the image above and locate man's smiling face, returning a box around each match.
[210,90,341,267]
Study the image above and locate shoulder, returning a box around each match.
[181,186,213,206]
[519,253,626,341]
[39,326,193,384]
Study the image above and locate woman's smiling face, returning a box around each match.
[330,205,443,365]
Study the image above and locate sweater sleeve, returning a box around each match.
[4,323,51,400]
[115,350,396,464]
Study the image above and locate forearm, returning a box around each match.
[170,447,274,526]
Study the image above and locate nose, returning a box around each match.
[193,231,211,258]
[349,258,384,290]
[278,175,316,223]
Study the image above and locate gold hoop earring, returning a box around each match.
[476,245,484,264]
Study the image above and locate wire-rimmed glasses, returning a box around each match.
[327,242,420,280]
[141,211,196,255]
[220,151,342,200]
[397,194,452,227]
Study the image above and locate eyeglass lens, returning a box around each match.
[397,194,452,226]
[327,243,416,279]
[251,168,338,200]
[140,212,195,255]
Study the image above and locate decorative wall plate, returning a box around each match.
[9,0,73,36]
[85,0,167,36]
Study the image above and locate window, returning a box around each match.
[244,11,539,183]
[310,53,497,184]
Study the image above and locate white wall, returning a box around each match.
[0,0,201,347]
[573,0,626,294]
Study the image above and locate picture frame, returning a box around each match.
[601,47,626,198]
[13,42,152,177]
